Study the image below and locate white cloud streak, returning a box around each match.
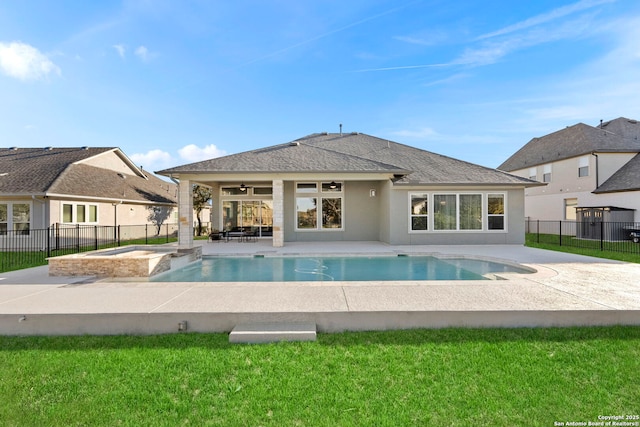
[178,144,227,162]
[476,0,615,40]
[130,149,174,171]
[113,44,126,58]
[0,41,61,81]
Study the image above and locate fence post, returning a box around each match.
[600,221,604,251]
[117,225,121,246]
[166,223,169,243]
[537,220,540,243]
[47,226,51,258]
[76,224,80,252]
[94,226,98,250]
[559,221,562,246]
[145,224,148,245]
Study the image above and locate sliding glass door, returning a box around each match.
[222,200,273,237]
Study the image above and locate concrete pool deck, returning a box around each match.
[1,241,639,335]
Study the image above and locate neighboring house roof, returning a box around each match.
[593,153,640,194]
[159,132,538,187]
[498,117,640,172]
[0,147,176,205]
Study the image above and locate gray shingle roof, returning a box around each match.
[0,147,114,193]
[498,117,640,172]
[159,132,537,186]
[0,147,176,204]
[593,153,640,194]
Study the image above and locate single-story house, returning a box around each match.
[158,132,541,248]
[498,117,640,221]
[0,147,177,240]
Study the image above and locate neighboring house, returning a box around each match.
[498,117,640,222]
[158,132,541,247]
[0,147,177,238]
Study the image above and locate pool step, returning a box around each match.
[229,322,317,344]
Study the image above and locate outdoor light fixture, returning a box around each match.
[240,183,247,192]
[329,181,337,189]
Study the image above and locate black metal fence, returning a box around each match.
[526,219,640,255]
[1,223,178,273]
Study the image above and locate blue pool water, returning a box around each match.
[151,256,532,282]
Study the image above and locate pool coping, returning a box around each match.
[1,242,640,335]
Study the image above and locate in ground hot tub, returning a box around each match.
[48,246,201,278]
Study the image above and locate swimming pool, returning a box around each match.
[150,255,533,282]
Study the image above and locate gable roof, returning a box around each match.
[593,153,640,194]
[159,132,538,187]
[498,117,640,172]
[0,147,176,205]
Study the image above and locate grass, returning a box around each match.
[1,327,639,426]
[525,233,640,263]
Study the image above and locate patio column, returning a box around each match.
[178,178,193,248]
[272,179,284,247]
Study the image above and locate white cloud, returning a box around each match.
[391,127,438,139]
[135,45,150,61]
[113,44,126,59]
[476,0,615,40]
[178,144,227,162]
[130,149,174,172]
[0,41,60,81]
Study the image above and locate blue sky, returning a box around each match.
[2,0,640,173]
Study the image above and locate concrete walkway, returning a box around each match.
[1,241,639,335]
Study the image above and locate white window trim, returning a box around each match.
[543,164,552,183]
[61,202,99,224]
[0,201,32,236]
[408,192,429,232]
[407,192,508,234]
[295,181,344,231]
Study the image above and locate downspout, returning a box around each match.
[591,152,599,189]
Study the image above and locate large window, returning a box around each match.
[409,193,506,232]
[62,203,98,223]
[0,202,31,235]
[295,182,343,230]
[434,194,457,230]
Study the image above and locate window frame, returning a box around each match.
[0,201,32,236]
[295,181,344,231]
[408,192,507,234]
[61,202,99,224]
[578,156,589,178]
[542,164,552,183]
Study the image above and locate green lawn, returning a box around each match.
[525,233,640,263]
[1,327,639,426]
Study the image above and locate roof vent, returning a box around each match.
[321,132,328,135]
[289,141,300,146]
[9,147,18,150]
[44,147,53,151]
[81,146,89,150]
[350,132,359,135]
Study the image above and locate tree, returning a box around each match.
[193,184,212,236]
[147,206,173,235]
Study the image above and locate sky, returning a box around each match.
[2,0,640,175]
